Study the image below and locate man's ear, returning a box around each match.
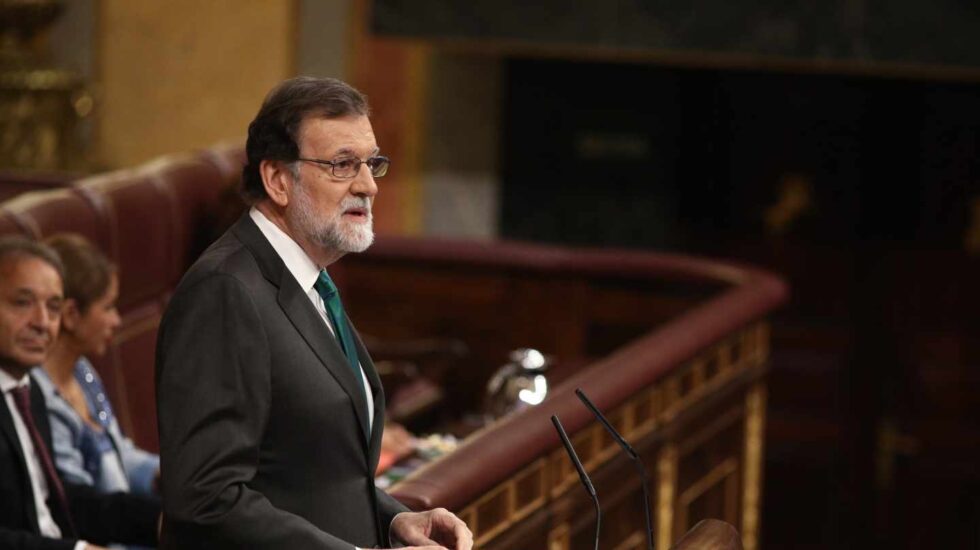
[61,298,81,332]
[260,160,295,208]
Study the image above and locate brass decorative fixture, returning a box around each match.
[0,0,90,170]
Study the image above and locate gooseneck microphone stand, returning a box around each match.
[551,415,600,550]
[576,388,654,550]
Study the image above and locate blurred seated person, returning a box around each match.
[378,422,415,474]
[32,234,159,496]
[0,235,159,549]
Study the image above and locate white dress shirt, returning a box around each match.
[0,369,88,550]
[250,208,375,430]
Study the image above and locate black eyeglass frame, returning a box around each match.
[295,155,390,179]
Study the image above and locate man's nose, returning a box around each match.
[350,164,379,197]
[30,303,55,328]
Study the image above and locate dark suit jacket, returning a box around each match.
[0,376,160,550]
[155,214,408,549]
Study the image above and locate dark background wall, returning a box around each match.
[373,0,980,68]
[498,58,980,549]
[500,59,980,251]
[371,3,980,547]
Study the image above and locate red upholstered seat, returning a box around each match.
[0,187,105,246]
[0,146,245,452]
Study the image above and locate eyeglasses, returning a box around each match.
[296,155,390,179]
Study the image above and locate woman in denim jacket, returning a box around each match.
[32,233,159,496]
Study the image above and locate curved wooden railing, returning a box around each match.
[341,238,788,550]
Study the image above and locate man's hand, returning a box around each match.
[390,508,473,550]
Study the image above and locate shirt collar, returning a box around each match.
[0,367,30,394]
[249,207,322,292]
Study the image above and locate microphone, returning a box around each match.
[575,388,654,550]
[551,414,600,550]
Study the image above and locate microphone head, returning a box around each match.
[574,390,654,550]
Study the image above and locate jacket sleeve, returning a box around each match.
[376,488,411,545]
[0,528,75,550]
[66,482,159,547]
[156,273,359,550]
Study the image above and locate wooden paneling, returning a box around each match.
[97,0,295,167]
[342,238,785,549]
[349,0,429,234]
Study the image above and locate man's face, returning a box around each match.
[0,256,63,377]
[287,114,379,255]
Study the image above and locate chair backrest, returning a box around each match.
[0,144,245,451]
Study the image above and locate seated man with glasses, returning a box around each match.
[155,76,473,550]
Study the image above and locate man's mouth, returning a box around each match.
[17,338,48,353]
[343,207,370,221]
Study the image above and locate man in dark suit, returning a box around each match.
[155,77,472,550]
[0,236,159,550]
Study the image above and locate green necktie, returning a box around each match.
[314,270,362,384]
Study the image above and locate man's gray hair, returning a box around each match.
[0,235,65,281]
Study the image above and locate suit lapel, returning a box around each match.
[349,319,386,470]
[0,385,41,532]
[232,214,372,443]
[28,379,75,537]
[29,379,54,454]
[277,277,372,441]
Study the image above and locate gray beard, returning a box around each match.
[290,182,374,254]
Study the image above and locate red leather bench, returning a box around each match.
[0,144,245,451]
